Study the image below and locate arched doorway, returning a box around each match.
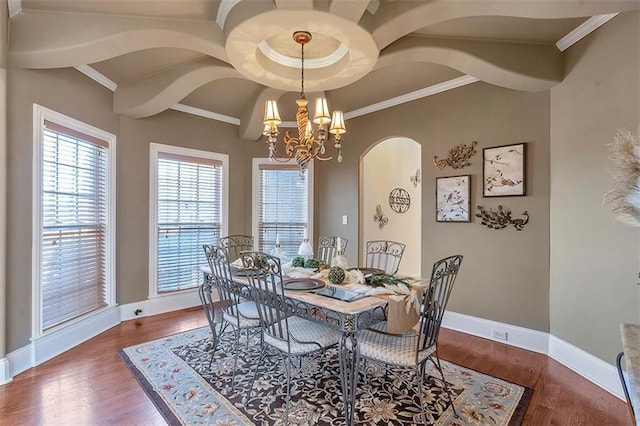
[359,137,421,276]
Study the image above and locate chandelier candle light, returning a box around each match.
[263,31,347,171]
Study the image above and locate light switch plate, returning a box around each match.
[342,215,348,225]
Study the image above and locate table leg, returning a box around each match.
[338,332,360,426]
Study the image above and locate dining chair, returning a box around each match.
[317,236,348,264]
[239,251,341,425]
[356,254,463,424]
[202,244,262,389]
[218,234,254,262]
[617,351,636,422]
[365,240,406,275]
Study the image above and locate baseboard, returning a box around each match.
[0,357,10,384]
[119,289,205,322]
[32,306,120,367]
[548,335,624,400]
[6,344,31,380]
[442,311,549,354]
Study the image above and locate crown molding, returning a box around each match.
[7,0,21,18]
[556,13,618,52]
[344,75,479,120]
[170,103,241,125]
[74,65,118,91]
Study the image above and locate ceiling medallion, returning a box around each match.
[263,31,346,172]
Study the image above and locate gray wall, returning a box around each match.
[6,68,249,351]
[315,82,551,332]
[7,68,120,350]
[550,12,640,363]
[117,112,246,303]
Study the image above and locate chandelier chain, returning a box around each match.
[300,42,305,99]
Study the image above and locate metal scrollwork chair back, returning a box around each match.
[201,244,262,389]
[356,254,463,424]
[365,240,406,275]
[218,234,254,261]
[239,251,341,425]
[317,236,348,265]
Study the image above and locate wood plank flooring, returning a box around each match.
[0,308,632,425]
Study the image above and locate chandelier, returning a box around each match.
[262,31,347,171]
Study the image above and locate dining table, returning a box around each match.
[201,264,419,426]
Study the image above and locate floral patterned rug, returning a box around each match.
[119,326,531,425]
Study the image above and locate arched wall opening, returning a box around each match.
[359,137,421,276]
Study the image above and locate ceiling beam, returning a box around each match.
[114,58,242,118]
[370,0,640,51]
[376,36,562,93]
[329,0,370,23]
[9,11,227,69]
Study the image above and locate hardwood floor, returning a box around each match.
[0,308,632,425]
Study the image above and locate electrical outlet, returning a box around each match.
[342,215,348,225]
[491,329,508,341]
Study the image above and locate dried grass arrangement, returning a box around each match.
[604,129,640,226]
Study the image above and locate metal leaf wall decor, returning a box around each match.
[476,205,529,231]
[433,141,478,170]
[374,204,389,229]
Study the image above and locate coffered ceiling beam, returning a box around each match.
[370,0,640,50]
[377,36,562,93]
[329,0,370,23]
[8,11,227,69]
[114,58,242,118]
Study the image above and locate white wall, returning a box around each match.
[361,137,421,276]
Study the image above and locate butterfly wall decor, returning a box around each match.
[374,204,389,229]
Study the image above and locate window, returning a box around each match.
[252,159,313,256]
[33,105,116,335]
[150,144,228,295]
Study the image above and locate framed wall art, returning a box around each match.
[436,175,471,222]
[483,142,526,197]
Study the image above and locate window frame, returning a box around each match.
[148,143,229,298]
[31,104,117,338]
[251,158,314,254]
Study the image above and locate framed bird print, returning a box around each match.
[436,175,471,222]
[483,143,526,197]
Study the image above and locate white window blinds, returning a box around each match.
[156,153,223,293]
[257,164,309,255]
[41,120,109,331]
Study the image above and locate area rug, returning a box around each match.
[119,326,531,425]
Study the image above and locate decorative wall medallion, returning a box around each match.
[433,141,478,170]
[374,204,389,229]
[389,188,411,213]
[476,205,529,230]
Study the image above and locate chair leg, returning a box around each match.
[429,355,458,418]
[230,327,240,389]
[283,355,292,426]
[247,339,268,400]
[416,364,429,426]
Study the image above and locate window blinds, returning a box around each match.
[41,121,109,330]
[156,153,223,293]
[257,164,308,255]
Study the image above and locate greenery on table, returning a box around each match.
[365,273,415,288]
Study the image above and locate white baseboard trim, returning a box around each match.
[4,306,121,380]
[443,310,624,401]
[548,335,624,400]
[6,344,31,381]
[0,357,11,384]
[443,311,549,355]
[119,289,205,322]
